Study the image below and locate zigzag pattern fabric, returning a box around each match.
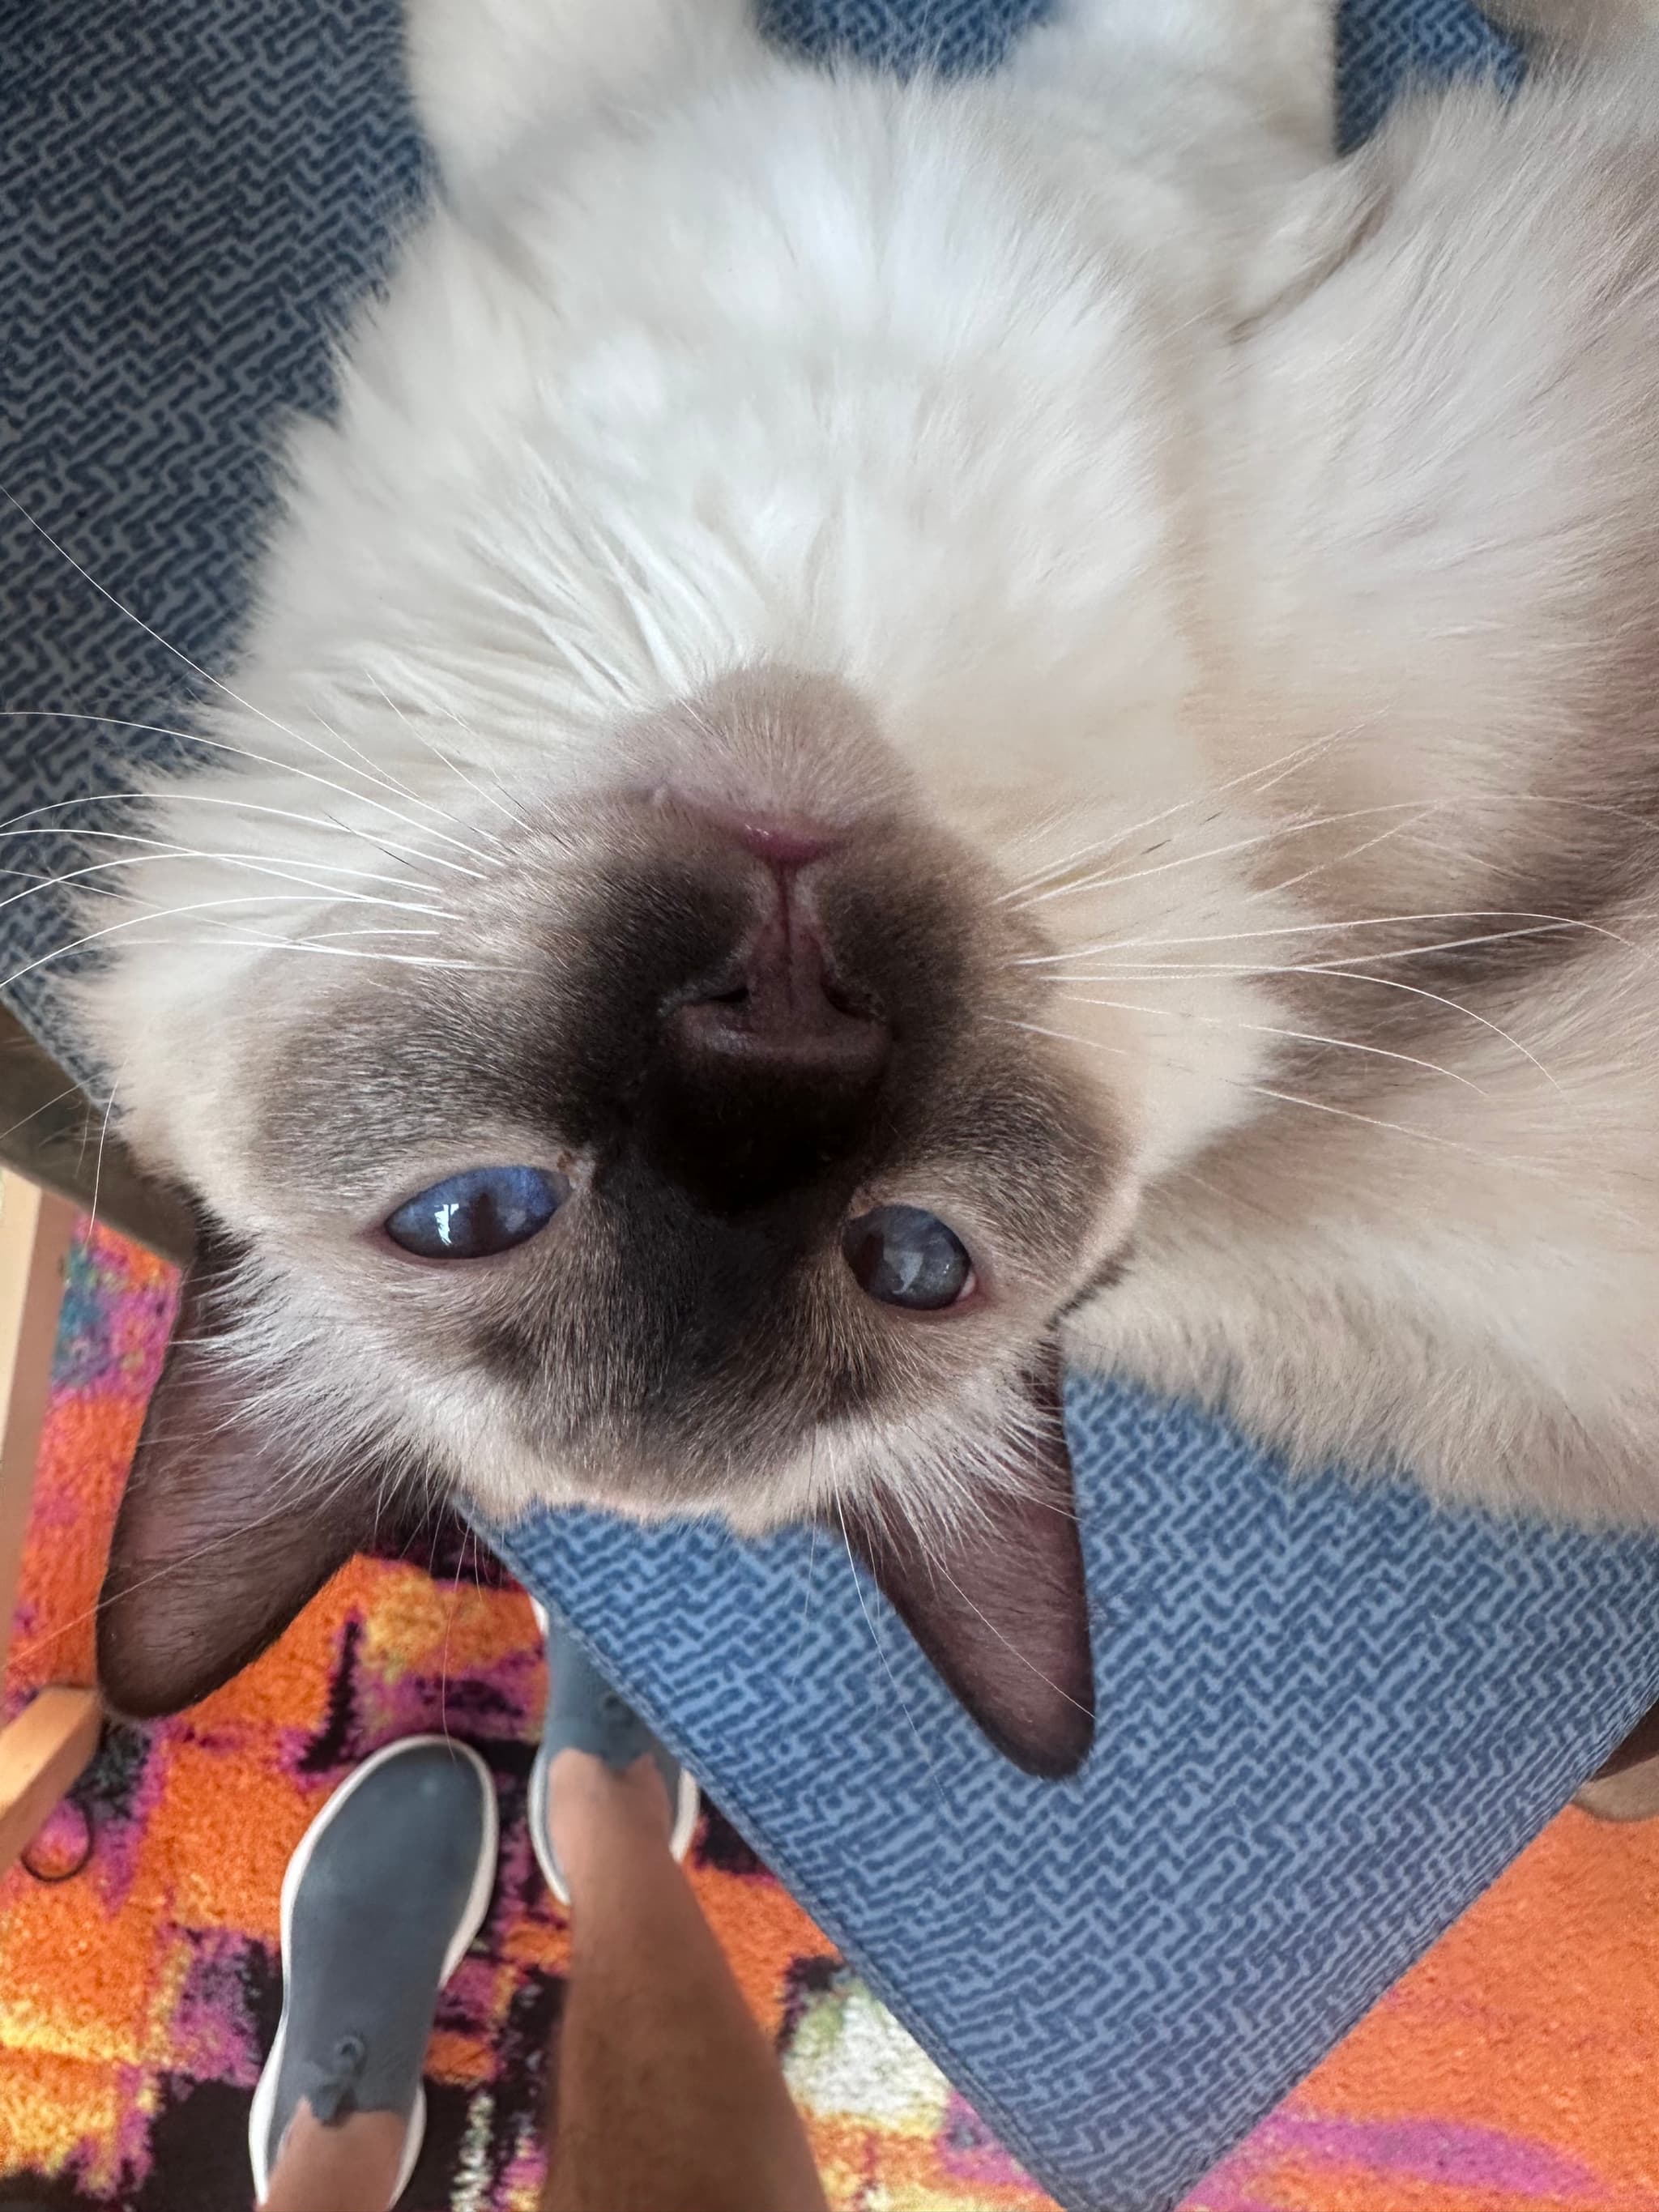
[497,1381,1659,2211]
[5,6,1659,2210]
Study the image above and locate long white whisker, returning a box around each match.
[1051,955,1565,1091]
[1244,1080,1567,1162]
[0,853,457,923]
[926,1556,1093,1719]
[835,1498,945,1807]
[1248,808,1435,901]
[0,826,448,901]
[296,924,446,942]
[365,676,531,839]
[0,492,504,855]
[992,1018,1614,1200]
[1051,992,1488,1091]
[183,932,523,974]
[996,731,1351,904]
[0,893,469,1002]
[1308,926,1591,972]
[999,1016,1136,1059]
[22,1455,377,1669]
[1021,908,1628,966]
[1016,804,1429,910]
[84,1060,127,1251]
[0,1080,98,1155]
[0,773,476,880]
[0,711,493,872]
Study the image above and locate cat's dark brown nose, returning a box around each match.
[638,862,891,1213]
[666,904,890,1085]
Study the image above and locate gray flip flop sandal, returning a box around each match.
[529,1599,699,1906]
[249,1736,497,2209]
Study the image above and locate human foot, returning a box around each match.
[528,1600,699,1906]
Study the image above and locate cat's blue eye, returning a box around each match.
[842,1205,973,1311]
[384,1166,569,1259]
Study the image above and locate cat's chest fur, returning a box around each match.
[264,58,1328,800]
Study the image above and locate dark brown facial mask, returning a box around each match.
[98,1232,1095,1775]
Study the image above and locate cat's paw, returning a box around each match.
[402,0,538,184]
[403,0,760,194]
[1575,1758,1659,1823]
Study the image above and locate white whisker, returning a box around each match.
[835,1497,946,1809]
[0,710,493,873]
[296,925,446,942]
[361,675,527,842]
[1247,807,1436,901]
[0,491,505,862]
[1051,991,1488,1091]
[989,1016,1601,1191]
[925,1555,1094,1719]
[84,1059,126,1251]
[188,932,525,974]
[0,853,458,925]
[0,892,462,1004]
[1051,956,1565,1091]
[1021,907,1627,967]
[996,730,1352,904]
[1015,803,1430,910]
[0,771,480,881]
[0,822,447,900]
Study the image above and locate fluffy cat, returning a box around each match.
[77,0,1659,1772]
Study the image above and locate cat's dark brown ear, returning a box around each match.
[840,1343,1094,1778]
[97,1220,386,1718]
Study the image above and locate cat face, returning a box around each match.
[90,667,1175,1771]
[254,671,1124,1520]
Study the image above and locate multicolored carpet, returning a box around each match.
[2,1222,1657,2211]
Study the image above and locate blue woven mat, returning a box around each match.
[6,6,1656,2210]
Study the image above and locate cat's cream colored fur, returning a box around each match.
[78,0,1659,1541]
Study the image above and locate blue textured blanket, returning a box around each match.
[4,6,1657,2210]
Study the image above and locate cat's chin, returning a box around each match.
[460,1450,834,1538]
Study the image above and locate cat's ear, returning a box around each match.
[97,1217,388,1718]
[840,1343,1095,1779]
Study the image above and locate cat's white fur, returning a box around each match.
[79,0,1659,1530]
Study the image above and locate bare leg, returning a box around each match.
[541,1750,830,2212]
[261,2107,408,2212]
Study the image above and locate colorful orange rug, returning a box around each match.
[1,1221,1656,2210]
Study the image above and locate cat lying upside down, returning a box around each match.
[81,0,1659,1774]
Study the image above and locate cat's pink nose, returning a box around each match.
[722,813,840,869]
[664,791,845,872]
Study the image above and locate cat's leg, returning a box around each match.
[1008,0,1336,166]
[1005,0,1345,326]
[405,0,760,196]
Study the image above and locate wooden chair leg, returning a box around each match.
[0,1170,99,1873]
[0,1686,101,1865]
